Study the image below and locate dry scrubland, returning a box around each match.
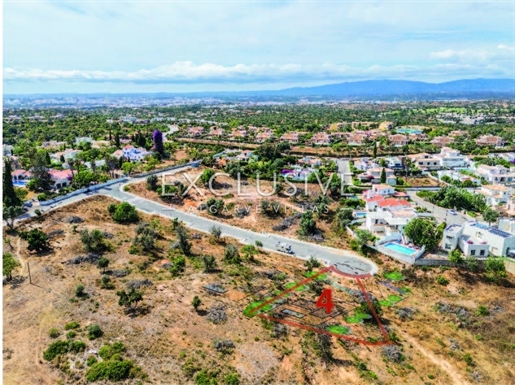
[3,196,515,385]
[128,171,352,250]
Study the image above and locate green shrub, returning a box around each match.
[87,324,103,340]
[64,321,80,330]
[255,240,263,247]
[195,369,218,385]
[476,305,489,316]
[43,340,86,361]
[66,331,76,339]
[99,342,126,360]
[86,360,135,382]
[110,202,139,224]
[463,353,475,366]
[86,356,98,367]
[48,328,60,338]
[75,284,86,297]
[224,373,240,385]
[436,275,449,285]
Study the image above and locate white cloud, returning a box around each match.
[430,45,514,62]
[4,61,512,86]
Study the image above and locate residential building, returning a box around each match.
[230,128,248,140]
[92,140,110,148]
[363,184,395,199]
[478,184,512,206]
[437,170,481,186]
[310,132,333,146]
[388,134,408,147]
[41,141,66,150]
[411,153,441,170]
[436,147,468,168]
[365,204,417,234]
[384,157,402,169]
[298,156,322,167]
[346,132,367,146]
[3,144,14,156]
[476,135,505,147]
[408,133,428,141]
[209,128,225,138]
[443,221,515,257]
[122,145,152,161]
[188,126,205,137]
[12,170,33,181]
[50,149,82,162]
[236,150,255,161]
[449,130,469,138]
[84,160,107,170]
[75,137,93,144]
[255,132,275,143]
[49,169,74,189]
[366,167,394,182]
[365,196,410,212]
[431,136,455,147]
[280,132,300,145]
[476,165,515,184]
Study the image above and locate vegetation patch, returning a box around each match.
[384,271,405,281]
[326,325,350,335]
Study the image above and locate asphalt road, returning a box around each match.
[20,167,378,277]
[407,191,469,226]
[336,159,353,185]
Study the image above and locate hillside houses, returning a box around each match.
[310,132,332,146]
[476,135,505,147]
[188,126,205,137]
[431,136,455,147]
[388,134,408,147]
[280,132,300,145]
[475,164,515,184]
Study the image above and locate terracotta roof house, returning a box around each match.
[256,132,275,143]
[310,132,333,146]
[280,132,300,145]
[388,134,408,147]
[431,136,455,147]
[475,135,505,147]
[188,126,205,137]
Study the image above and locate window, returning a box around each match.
[480,250,485,256]
[471,250,476,256]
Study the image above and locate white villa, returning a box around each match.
[475,165,515,184]
[477,184,512,207]
[443,219,515,257]
[122,145,152,161]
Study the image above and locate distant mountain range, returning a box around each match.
[268,78,515,98]
[5,78,515,104]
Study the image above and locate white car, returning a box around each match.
[448,209,457,216]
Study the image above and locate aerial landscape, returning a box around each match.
[3,1,515,385]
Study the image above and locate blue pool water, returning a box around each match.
[396,128,423,134]
[384,242,417,255]
[12,180,28,187]
[354,212,367,218]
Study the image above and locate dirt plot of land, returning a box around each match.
[128,169,351,249]
[3,196,515,385]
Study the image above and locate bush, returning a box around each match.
[48,328,60,338]
[463,353,475,367]
[66,331,76,339]
[64,321,80,330]
[194,369,218,385]
[99,342,126,360]
[109,202,139,224]
[86,356,98,367]
[75,284,86,297]
[225,373,240,385]
[255,240,263,247]
[436,276,449,286]
[224,245,241,264]
[43,340,86,361]
[476,305,489,316]
[86,360,136,382]
[87,324,103,340]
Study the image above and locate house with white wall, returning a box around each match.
[122,145,152,161]
[476,165,515,184]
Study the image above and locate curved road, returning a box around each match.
[21,168,378,276]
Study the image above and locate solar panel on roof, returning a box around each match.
[488,227,512,238]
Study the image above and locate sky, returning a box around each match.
[3,0,515,94]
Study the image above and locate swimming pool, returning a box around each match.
[396,128,423,134]
[354,212,367,218]
[12,180,28,187]
[383,242,417,255]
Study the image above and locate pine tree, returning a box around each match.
[3,159,21,208]
[115,133,120,147]
[380,167,387,184]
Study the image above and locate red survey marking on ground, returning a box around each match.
[248,265,393,346]
[316,288,334,314]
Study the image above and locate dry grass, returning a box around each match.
[3,196,514,385]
